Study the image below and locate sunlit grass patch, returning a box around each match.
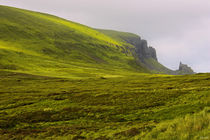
[142,107,210,140]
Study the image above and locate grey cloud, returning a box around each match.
[0,0,210,72]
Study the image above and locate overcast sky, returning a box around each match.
[1,0,210,72]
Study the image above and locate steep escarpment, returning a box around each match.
[135,40,157,61]
[98,29,174,74]
[97,29,195,75]
[129,38,174,74]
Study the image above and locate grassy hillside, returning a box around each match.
[96,29,140,45]
[143,58,174,74]
[0,5,149,78]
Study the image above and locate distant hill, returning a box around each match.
[0,5,194,78]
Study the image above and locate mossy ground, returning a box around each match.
[0,70,209,139]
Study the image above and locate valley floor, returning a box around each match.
[0,70,209,140]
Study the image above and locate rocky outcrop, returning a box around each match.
[122,36,172,72]
[136,40,157,60]
[148,46,157,61]
[126,38,157,61]
[176,62,195,75]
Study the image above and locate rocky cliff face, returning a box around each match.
[135,39,157,61]
[123,37,157,61]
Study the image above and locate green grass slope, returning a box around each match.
[143,58,175,74]
[96,29,140,45]
[0,5,149,78]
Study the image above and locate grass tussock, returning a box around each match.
[141,107,210,140]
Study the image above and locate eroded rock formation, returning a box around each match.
[176,62,195,75]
